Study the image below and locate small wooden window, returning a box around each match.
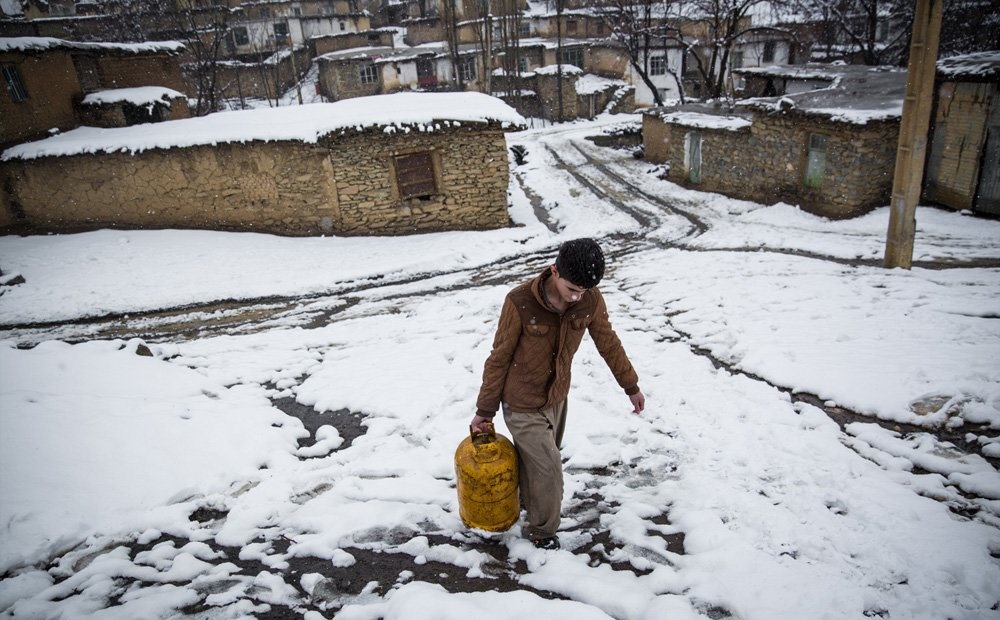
[231,26,249,46]
[2,65,28,102]
[395,152,437,199]
[359,63,378,84]
[649,55,666,76]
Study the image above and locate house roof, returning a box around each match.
[937,50,1000,80]
[316,42,480,64]
[0,36,185,55]
[2,92,527,162]
[737,64,906,124]
[80,87,186,107]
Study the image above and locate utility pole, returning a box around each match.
[883,0,943,269]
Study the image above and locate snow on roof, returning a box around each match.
[81,87,187,107]
[0,36,185,55]
[535,64,583,76]
[738,66,906,124]
[655,110,753,132]
[2,92,526,162]
[575,73,627,95]
[937,50,1000,79]
[317,45,437,64]
[733,63,893,81]
[0,0,21,17]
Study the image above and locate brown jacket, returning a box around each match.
[476,268,639,417]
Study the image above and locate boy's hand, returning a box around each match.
[470,414,494,433]
[629,391,646,414]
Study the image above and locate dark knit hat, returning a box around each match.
[555,238,605,288]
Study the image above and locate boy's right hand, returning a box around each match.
[470,414,493,433]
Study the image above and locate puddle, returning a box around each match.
[270,397,368,451]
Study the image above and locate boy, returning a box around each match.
[471,238,645,549]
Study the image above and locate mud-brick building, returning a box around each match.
[923,51,1000,216]
[643,68,906,219]
[0,92,526,236]
[0,37,188,149]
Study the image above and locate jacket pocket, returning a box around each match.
[525,323,550,337]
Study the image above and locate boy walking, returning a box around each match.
[471,238,645,549]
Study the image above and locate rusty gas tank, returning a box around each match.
[454,422,519,532]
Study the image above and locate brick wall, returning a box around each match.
[0,125,511,236]
[644,109,899,218]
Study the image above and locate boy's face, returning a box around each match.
[551,266,589,305]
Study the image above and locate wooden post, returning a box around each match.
[883,0,943,269]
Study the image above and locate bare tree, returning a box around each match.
[792,0,914,65]
[592,0,679,106]
[665,0,794,100]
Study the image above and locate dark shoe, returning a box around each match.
[532,536,560,550]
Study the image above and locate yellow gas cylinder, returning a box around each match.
[454,422,519,532]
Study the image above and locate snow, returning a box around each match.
[1,92,527,161]
[1,113,999,619]
[575,73,627,96]
[80,87,187,108]
[535,64,584,76]
[937,50,1000,78]
[653,111,752,131]
[0,36,184,54]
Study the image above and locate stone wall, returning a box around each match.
[95,53,188,93]
[644,109,899,218]
[318,58,383,101]
[536,71,578,121]
[0,125,511,236]
[313,31,394,56]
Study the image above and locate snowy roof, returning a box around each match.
[0,0,21,17]
[80,87,187,107]
[317,45,436,63]
[733,63,894,81]
[738,66,906,124]
[0,36,185,55]
[575,73,627,95]
[535,64,584,76]
[2,92,526,162]
[654,110,753,132]
[937,50,1000,79]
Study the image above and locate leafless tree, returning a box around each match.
[791,0,913,65]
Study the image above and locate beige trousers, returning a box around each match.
[502,400,568,539]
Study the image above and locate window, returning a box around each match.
[649,55,666,76]
[763,41,776,63]
[273,22,289,45]
[566,20,577,35]
[231,26,249,46]
[804,133,827,188]
[293,7,302,16]
[459,56,476,81]
[339,20,347,31]
[731,50,744,69]
[359,63,378,84]
[558,47,583,70]
[260,7,271,18]
[518,20,531,38]
[395,151,437,199]
[518,56,529,73]
[2,65,28,102]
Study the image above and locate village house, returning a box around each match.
[0,91,526,235]
[214,44,312,101]
[0,36,189,149]
[923,50,999,217]
[315,42,485,100]
[643,65,906,219]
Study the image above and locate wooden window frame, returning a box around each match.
[649,55,666,76]
[359,63,378,84]
[394,151,438,200]
[2,65,28,102]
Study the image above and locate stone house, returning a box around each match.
[0,92,525,235]
[643,68,906,219]
[0,36,189,149]
[312,29,397,56]
[923,51,1000,216]
[316,42,484,100]
[215,45,312,100]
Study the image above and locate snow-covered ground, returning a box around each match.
[1,115,999,619]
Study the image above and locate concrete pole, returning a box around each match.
[883,0,943,269]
